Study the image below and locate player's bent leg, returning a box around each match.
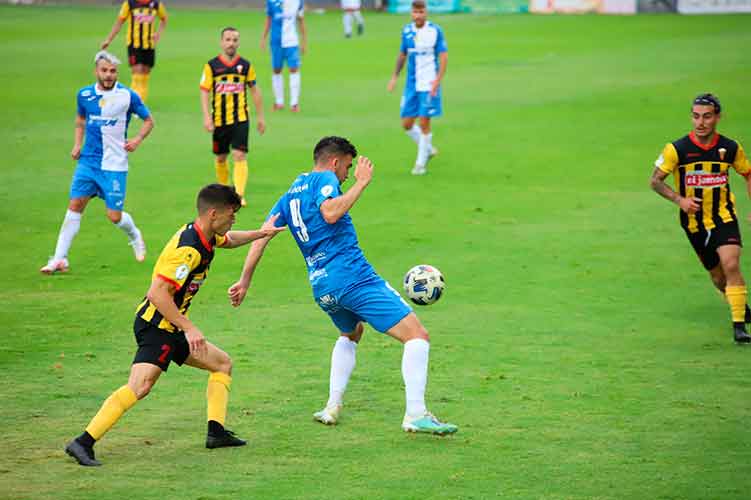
[41,197,91,274]
[185,343,246,448]
[314,323,364,426]
[717,244,751,343]
[108,209,147,262]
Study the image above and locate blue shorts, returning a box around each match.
[271,45,300,71]
[69,164,128,211]
[316,276,413,334]
[400,87,443,118]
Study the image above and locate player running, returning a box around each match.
[650,93,751,344]
[64,184,285,466]
[41,51,152,275]
[101,0,168,102]
[261,0,306,112]
[200,27,266,208]
[387,0,447,175]
[228,136,458,435]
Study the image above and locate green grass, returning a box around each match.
[2,5,751,499]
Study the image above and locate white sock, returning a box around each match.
[343,12,353,36]
[53,209,82,261]
[402,338,429,417]
[290,72,301,107]
[353,10,364,26]
[327,336,357,408]
[416,133,431,167]
[115,211,139,241]
[406,124,421,145]
[272,73,284,105]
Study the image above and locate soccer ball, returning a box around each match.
[403,264,445,306]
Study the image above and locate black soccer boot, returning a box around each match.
[733,322,751,344]
[745,304,751,323]
[206,421,247,449]
[65,439,102,466]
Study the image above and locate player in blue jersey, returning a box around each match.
[41,51,154,275]
[228,136,458,435]
[387,0,448,176]
[261,0,306,112]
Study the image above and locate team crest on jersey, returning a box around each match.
[321,185,334,197]
[237,65,244,73]
[719,148,727,161]
[175,264,189,281]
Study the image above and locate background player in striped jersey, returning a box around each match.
[200,27,266,208]
[261,0,306,112]
[41,51,152,275]
[341,0,364,38]
[228,136,458,435]
[650,93,751,343]
[64,184,285,466]
[101,0,168,102]
[387,0,447,176]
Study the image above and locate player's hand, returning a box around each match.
[204,116,215,132]
[261,213,286,239]
[678,196,701,214]
[71,144,82,160]
[387,76,397,93]
[124,137,143,152]
[152,32,161,45]
[228,280,249,307]
[100,39,110,50]
[354,156,373,187]
[429,79,440,97]
[184,326,208,357]
[257,117,266,135]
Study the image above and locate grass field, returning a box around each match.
[2,5,751,499]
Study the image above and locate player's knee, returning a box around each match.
[349,324,364,343]
[107,211,122,224]
[217,353,233,375]
[133,378,156,400]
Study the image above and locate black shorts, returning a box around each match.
[133,317,190,371]
[684,221,742,270]
[213,121,249,155]
[128,46,156,68]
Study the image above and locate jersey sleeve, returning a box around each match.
[200,63,213,91]
[118,1,130,20]
[266,0,273,16]
[157,2,167,19]
[128,90,151,119]
[77,92,86,117]
[298,0,304,17]
[733,143,751,176]
[655,143,678,174]
[247,63,257,87]
[314,172,342,208]
[399,27,408,54]
[215,233,229,248]
[268,196,288,227]
[155,246,201,290]
[436,26,448,53]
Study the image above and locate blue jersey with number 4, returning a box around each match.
[269,170,376,298]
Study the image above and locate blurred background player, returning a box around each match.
[64,184,286,466]
[387,0,447,175]
[200,27,266,208]
[41,51,152,275]
[228,136,458,435]
[101,0,168,102]
[261,0,306,112]
[650,93,751,344]
[341,0,364,38]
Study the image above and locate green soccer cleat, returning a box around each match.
[402,412,458,435]
[313,404,341,425]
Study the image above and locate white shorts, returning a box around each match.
[341,0,361,9]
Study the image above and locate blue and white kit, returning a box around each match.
[267,0,304,70]
[399,21,448,118]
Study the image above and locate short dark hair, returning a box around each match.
[313,136,357,164]
[197,184,242,214]
[221,26,239,37]
[693,93,721,114]
[412,0,426,8]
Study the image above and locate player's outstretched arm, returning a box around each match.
[387,53,406,93]
[223,214,286,248]
[147,278,207,356]
[228,237,274,307]
[125,116,154,152]
[101,18,125,50]
[320,156,373,224]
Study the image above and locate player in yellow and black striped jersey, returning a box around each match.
[101,0,168,102]
[650,93,751,343]
[200,27,266,209]
[64,184,285,467]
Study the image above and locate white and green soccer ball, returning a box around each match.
[403,264,445,306]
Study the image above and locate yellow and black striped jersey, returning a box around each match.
[199,55,257,127]
[118,0,167,50]
[136,222,230,332]
[656,132,751,233]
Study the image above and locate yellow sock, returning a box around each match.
[233,160,248,199]
[141,73,150,102]
[130,74,142,99]
[85,385,138,440]
[726,286,747,323]
[215,158,230,185]
[207,372,231,425]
